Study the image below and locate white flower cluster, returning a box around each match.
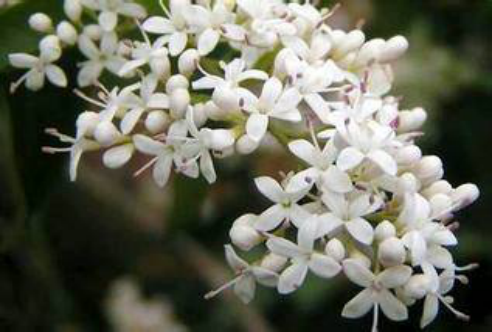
[8,0,480,330]
[106,278,187,332]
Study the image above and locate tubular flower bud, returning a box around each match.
[378,237,406,267]
[29,13,53,33]
[229,214,262,251]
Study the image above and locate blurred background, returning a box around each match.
[0,0,491,331]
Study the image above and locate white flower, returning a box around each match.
[142,0,192,56]
[341,259,412,331]
[267,218,341,294]
[288,138,353,193]
[133,121,196,187]
[118,36,170,78]
[205,245,278,304]
[77,32,125,87]
[335,120,399,175]
[319,192,380,245]
[81,0,146,32]
[9,36,67,92]
[241,77,302,143]
[254,176,311,232]
[183,108,235,183]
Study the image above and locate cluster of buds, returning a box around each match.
[8,1,480,330]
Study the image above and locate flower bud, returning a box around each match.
[414,156,443,184]
[56,21,78,45]
[145,110,169,134]
[204,100,228,120]
[212,86,240,112]
[64,0,83,22]
[150,55,170,79]
[261,253,287,272]
[83,24,102,40]
[169,88,190,118]
[29,13,53,33]
[76,111,99,137]
[236,135,259,154]
[329,29,346,48]
[229,214,262,251]
[94,121,120,146]
[378,237,406,267]
[398,172,420,194]
[355,38,384,66]
[430,193,452,218]
[398,107,427,132]
[325,238,345,262]
[335,30,365,58]
[395,145,422,165]
[178,49,200,76]
[39,35,62,62]
[375,220,396,242]
[202,128,235,151]
[166,74,189,94]
[422,180,453,198]
[191,103,208,127]
[403,274,431,299]
[451,183,480,209]
[273,48,295,78]
[379,36,409,63]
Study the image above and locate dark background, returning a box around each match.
[0,0,491,331]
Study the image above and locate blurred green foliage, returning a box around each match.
[0,0,492,331]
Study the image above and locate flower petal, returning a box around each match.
[198,28,220,55]
[377,265,413,289]
[377,289,408,321]
[337,147,365,171]
[102,144,134,169]
[246,113,269,142]
[342,259,374,287]
[256,204,286,232]
[346,217,374,245]
[308,253,341,278]
[341,288,374,318]
[367,149,397,176]
[277,261,308,294]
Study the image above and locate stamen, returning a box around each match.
[454,263,479,272]
[134,157,158,177]
[371,303,379,332]
[10,71,31,94]
[42,146,71,154]
[74,89,107,108]
[204,274,244,300]
[437,294,470,321]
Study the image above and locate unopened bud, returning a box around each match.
[39,35,62,62]
[378,237,406,267]
[64,0,83,22]
[29,13,53,33]
[94,121,120,146]
[375,220,396,242]
[57,21,78,45]
[229,214,262,251]
[325,238,345,262]
[145,110,169,134]
[83,24,102,40]
[414,156,443,184]
[169,88,190,118]
[451,183,480,209]
[430,193,452,218]
[212,86,240,112]
[395,145,422,165]
[379,36,409,63]
[398,107,427,132]
[398,173,419,194]
[178,49,200,76]
[335,30,365,58]
[403,274,431,299]
[166,74,189,94]
[76,111,99,137]
[422,180,453,198]
[150,55,170,79]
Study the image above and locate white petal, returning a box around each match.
[120,108,144,134]
[234,275,256,304]
[287,204,311,228]
[304,93,331,124]
[342,259,374,287]
[133,134,165,155]
[322,166,353,194]
[251,267,278,287]
[377,289,408,321]
[192,75,223,90]
[341,289,374,318]
[346,217,374,245]
[118,59,147,76]
[420,295,439,328]
[45,65,67,87]
[254,176,285,203]
[367,149,397,175]
[9,53,38,68]
[260,77,283,109]
[349,194,372,219]
[337,147,365,171]
[246,113,269,142]
[288,139,316,165]
[277,262,308,294]
[402,231,427,266]
[99,11,118,31]
[224,244,249,271]
[426,245,453,269]
[147,93,169,109]
[256,204,286,232]
[153,155,173,187]
[102,144,134,169]
[308,253,341,278]
[143,17,175,34]
[377,265,413,289]
[266,237,302,258]
[317,213,344,237]
[77,62,103,87]
[169,31,187,56]
[297,218,318,252]
[198,28,220,55]
[200,151,217,184]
